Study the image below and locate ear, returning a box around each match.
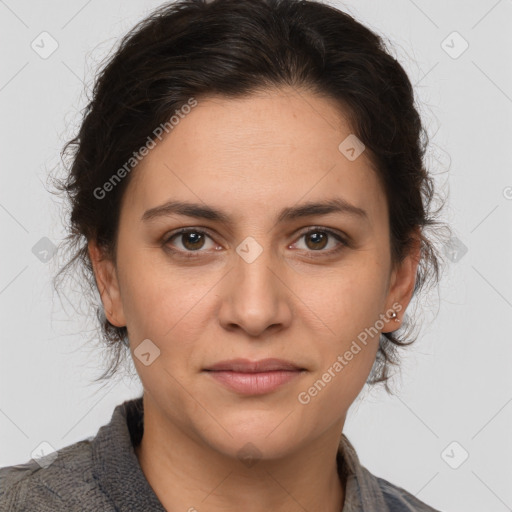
[88,240,126,327]
[382,228,422,333]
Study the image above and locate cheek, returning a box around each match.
[302,262,389,339]
[118,254,214,348]
[294,264,387,398]
[295,335,379,432]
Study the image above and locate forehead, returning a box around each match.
[123,88,387,225]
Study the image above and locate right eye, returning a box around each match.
[163,228,220,256]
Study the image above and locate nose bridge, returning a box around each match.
[235,235,276,292]
[219,234,291,335]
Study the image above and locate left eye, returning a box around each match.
[293,228,346,253]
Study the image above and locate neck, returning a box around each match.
[134,400,346,512]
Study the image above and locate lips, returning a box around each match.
[204,358,305,373]
[203,358,306,395]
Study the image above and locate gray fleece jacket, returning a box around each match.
[0,397,442,511]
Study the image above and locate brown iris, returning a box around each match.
[181,232,206,251]
[304,231,329,251]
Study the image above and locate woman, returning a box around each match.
[0,0,449,510]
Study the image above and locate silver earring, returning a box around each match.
[390,311,400,323]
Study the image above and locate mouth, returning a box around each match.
[203,358,306,395]
[204,358,306,373]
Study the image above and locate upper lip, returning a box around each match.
[204,358,305,373]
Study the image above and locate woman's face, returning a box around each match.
[91,87,419,459]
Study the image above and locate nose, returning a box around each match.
[217,241,293,338]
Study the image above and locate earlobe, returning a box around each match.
[88,240,126,327]
[383,231,422,332]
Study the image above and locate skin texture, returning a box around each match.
[89,87,421,512]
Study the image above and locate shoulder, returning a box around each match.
[338,434,442,512]
[0,438,114,512]
[376,475,442,512]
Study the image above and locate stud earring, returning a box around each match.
[390,311,400,323]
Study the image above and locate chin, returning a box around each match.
[198,415,307,462]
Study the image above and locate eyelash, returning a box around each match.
[162,226,348,259]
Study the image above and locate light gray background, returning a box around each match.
[1,1,511,511]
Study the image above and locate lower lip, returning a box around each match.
[205,370,303,395]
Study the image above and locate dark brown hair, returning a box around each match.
[51,0,451,393]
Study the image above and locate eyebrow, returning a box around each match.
[141,197,369,225]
